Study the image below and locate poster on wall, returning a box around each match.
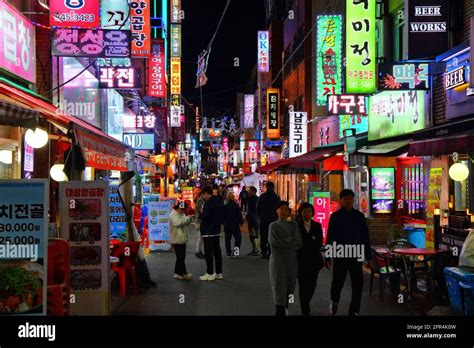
[368,90,427,141]
[50,0,100,28]
[371,167,395,214]
[345,0,376,93]
[0,0,36,83]
[109,184,127,241]
[406,0,449,59]
[0,180,48,315]
[148,200,173,242]
[59,181,110,315]
[310,192,330,244]
[316,15,342,105]
[289,112,308,158]
[425,168,442,248]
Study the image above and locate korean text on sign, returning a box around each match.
[130,0,151,57]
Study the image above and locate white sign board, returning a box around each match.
[289,112,308,158]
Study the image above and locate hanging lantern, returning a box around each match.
[449,162,469,182]
[50,163,68,182]
[25,128,48,149]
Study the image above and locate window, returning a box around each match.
[391,5,405,61]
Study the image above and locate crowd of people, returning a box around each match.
[168,182,372,316]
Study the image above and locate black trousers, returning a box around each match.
[224,226,242,255]
[203,236,223,274]
[240,201,248,212]
[330,259,363,315]
[298,270,320,316]
[260,221,271,256]
[174,244,187,276]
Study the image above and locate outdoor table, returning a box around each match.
[393,248,444,301]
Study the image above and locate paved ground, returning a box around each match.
[112,223,420,316]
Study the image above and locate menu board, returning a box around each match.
[59,181,110,315]
[0,180,48,315]
[371,168,395,214]
[148,200,173,242]
[109,184,127,241]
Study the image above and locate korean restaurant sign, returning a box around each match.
[123,114,157,129]
[98,67,140,89]
[50,0,100,29]
[248,141,259,164]
[75,128,128,171]
[130,0,151,57]
[266,88,280,139]
[59,181,110,315]
[406,0,449,59]
[339,114,368,138]
[149,39,166,98]
[170,57,181,94]
[0,0,36,83]
[101,0,130,30]
[52,29,130,58]
[378,62,430,90]
[316,15,342,106]
[328,94,367,116]
[0,180,48,315]
[310,192,330,243]
[443,47,472,120]
[368,90,427,141]
[171,0,181,23]
[244,94,254,129]
[289,112,308,158]
[170,105,181,127]
[171,24,181,57]
[345,0,376,93]
[258,31,269,72]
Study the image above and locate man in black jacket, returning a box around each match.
[257,181,281,259]
[199,186,224,281]
[246,186,260,256]
[325,189,371,316]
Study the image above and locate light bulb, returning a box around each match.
[0,150,12,164]
[25,128,48,149]
[449,162,469,182]
[50,164,68,182]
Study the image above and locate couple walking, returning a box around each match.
[268,189,372,316]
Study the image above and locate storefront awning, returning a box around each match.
[0,100,39,128]
[256,159,289,173]
[408,132,474,157]
[323,154,349,171]
[357,140,410,155]
[288,145,343,169]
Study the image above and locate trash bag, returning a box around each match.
[459,229,474,268]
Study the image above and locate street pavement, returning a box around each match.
[112,223,418,316]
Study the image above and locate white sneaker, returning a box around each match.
[215,273,224,280]
[174,274,184,280]
[199,273,216,281]
[182,273,192,280]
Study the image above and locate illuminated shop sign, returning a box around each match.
[123,115,156,129]
[289,112,308,158]
[98,67,140,89]
[328,94,367,116]
[123,133,155,150]
[149,39,166,98]
[371,167,395,214]
[130,0,151,57]
[50,0,100,29]
[101,0,130,30]
[266,88,280,139]
[378,62,430,90]
[258,31,269,72]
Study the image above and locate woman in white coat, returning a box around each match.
[170,202,193,280]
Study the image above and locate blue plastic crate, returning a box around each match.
[444,267,474,315]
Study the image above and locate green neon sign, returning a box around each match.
[316,15,342,106]
[345,0,376,93]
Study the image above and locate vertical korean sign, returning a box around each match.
[130,0,151,57]
[311,192,330,243]
[244,94,255,129]
[345,0,376,93]
[109,184,127,241]
[0,0,36,83]
[170,57,181,94]
[266,88,280,139]
[258,31,269,72]
[0,180,48,315]
[317,15,342,105]
[59,181,110,315]
[289,112,308,158]
[149,39,165,97]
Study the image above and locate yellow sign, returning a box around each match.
[170,57,181,94]
[266,88,280,139]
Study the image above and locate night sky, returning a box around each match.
[182,0,266,119]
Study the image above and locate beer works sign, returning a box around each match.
[406,0,449,59]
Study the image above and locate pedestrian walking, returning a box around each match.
[194,191,205,259]
[246,186,260,256]
[239,186,248,213]
[257,181,281,259]
[268,201,303,316]
[199,186,224,281]
[326,189,372,316]
[296,202,324,316]
[170,202,193,280]
[223,192,243,257]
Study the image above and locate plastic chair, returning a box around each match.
[47,238,71,316]
[370,248,406,300]
[110,242,141,297]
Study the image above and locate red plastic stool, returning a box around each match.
[47,238,71,316]
[110,242,141,297]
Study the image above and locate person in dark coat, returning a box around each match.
[223,192,243,257]
[239,186,248,213]
[268,201,303,316]
[296,202,324,316]
[246,186,260,256]
[257,181,281,259]
[199,186,225,281]
[325,189,372,316]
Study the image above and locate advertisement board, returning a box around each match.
[378,62,430,90]
[149,39,166,98]
[109,184,127,241]
[289,112,308,158]
[130,0,151,57]
[310,192,330,243]
[123,133,155,150]
[101,0,130,30]
[148,200,173,242]
[50,0,100,28]
[371,167,395,214]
